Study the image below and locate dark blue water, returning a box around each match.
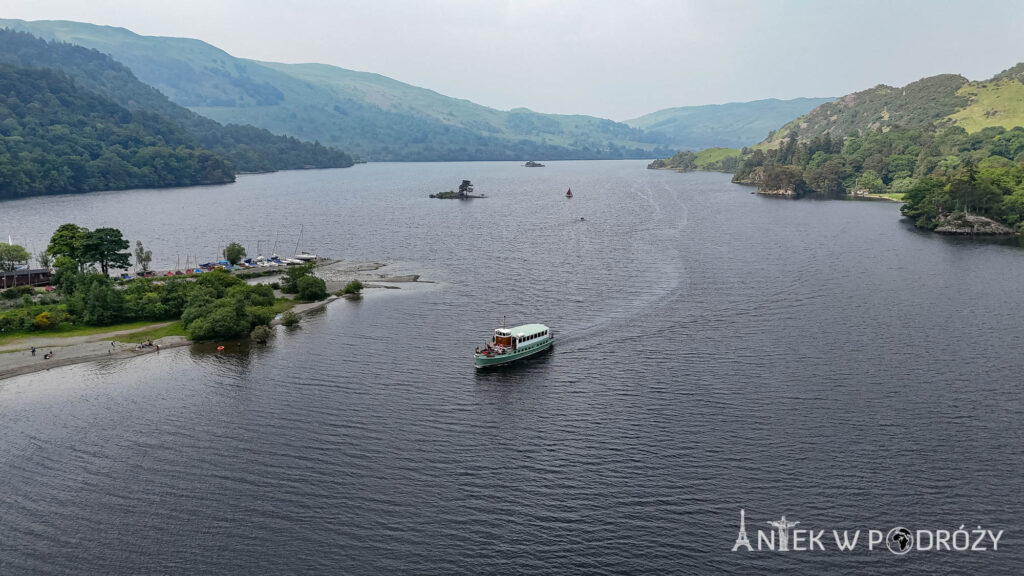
[1,161,1022,574]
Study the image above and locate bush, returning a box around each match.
[1,285,35,300]
[280,310,300,327]
[33,311,51,328]
[296,275,327,301]
[249,306,275,327]
[183,296,251,341]
[341,279,363,295]
[281,263,315,294]
[250,325,274,344]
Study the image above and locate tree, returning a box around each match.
[0,243,30,272]
[855,170,886,194]
[296,275,327,301]
[280,310,300,327]
[134,240,152,274]
[223,242,246,266]
[183,296,251,340]
[281,263,315,293]
[47,223,88,268]
[80,227,131,276]
[37,250,51,270]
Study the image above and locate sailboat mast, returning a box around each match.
[293,224,303,256]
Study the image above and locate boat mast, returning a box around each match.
[293,224,303,256]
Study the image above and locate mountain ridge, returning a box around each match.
[625,97,835,150]
[0,27,353,173]
[0,19,676,161]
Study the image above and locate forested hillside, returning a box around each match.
[0,64,233,199]
[758,74,970,149]
[0,28,353,173]
[0,19,675,161]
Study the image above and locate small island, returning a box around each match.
[524,161,545,167]
[430,179,486,199]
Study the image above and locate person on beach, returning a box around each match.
[30,346,35,356]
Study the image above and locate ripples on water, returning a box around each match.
[1,162,1023,574]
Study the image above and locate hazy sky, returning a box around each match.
[5,0,1023,120]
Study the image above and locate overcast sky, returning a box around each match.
[5,0,1023,120]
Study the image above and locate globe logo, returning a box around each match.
[886,527,913,554]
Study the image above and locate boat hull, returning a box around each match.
[474,337,554,368]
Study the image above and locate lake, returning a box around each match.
[1,161,1022,574]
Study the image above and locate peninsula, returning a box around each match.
[648,64,1024,236]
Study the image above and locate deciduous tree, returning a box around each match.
[0,243,30,272]
[223,242,246,266]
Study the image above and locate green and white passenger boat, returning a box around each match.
[474,322,554,368]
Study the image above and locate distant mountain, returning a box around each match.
[0,19,674,161]
[0,27,353,173]
[624,98,833,150]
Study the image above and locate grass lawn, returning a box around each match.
[119,322,187,343]
[694,147,742,169]
[0,319,180,346]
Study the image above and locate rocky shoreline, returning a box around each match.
[932,213,1017,235]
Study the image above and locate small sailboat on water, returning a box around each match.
[566,187,573,198]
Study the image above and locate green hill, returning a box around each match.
[625,97,833,150]
[0,27,353,173]
[756,65,1024,151]
[949,64,1024,133]
[0,19,672,161]
[759,74,971,149]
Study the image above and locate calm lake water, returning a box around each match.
[1,161,1022,574]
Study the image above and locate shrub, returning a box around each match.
[341,279,364,295]
[281,263,315,294]
[33,311,51,328]
[250,325,274,344]
[296,275,327,301]
[280,310,300,327]
[1,285,35,300]
[249,306,275,327]
[183,296,251,341]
